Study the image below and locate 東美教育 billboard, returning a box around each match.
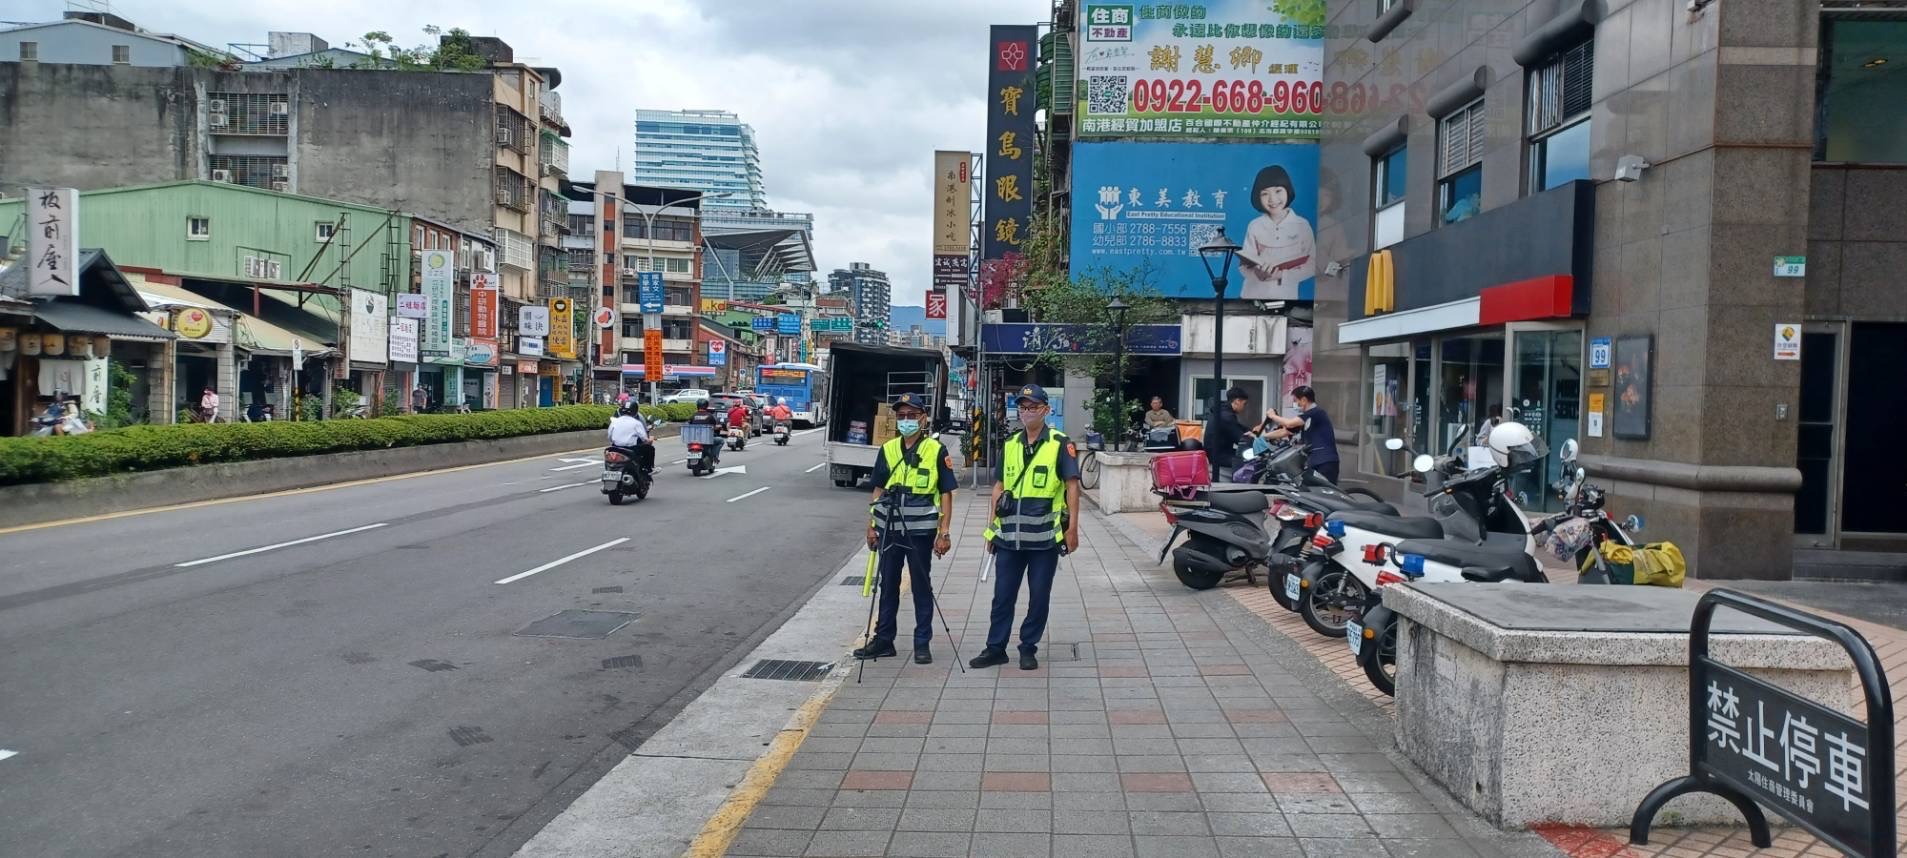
[1069,140,1318,301]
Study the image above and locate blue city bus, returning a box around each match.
[756,363,828,427]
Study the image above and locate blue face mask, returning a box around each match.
[896,419,921,436]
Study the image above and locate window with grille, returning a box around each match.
[494,169,531,211]
[495,108,529,153]
[1437,99,1486,225]
[19,42,37,61]
[112,44,129,64]
[210,155,290,189]
[1528,41,1594,192]
[666,257,691,274]
[207,93,291,136]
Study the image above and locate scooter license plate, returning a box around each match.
[601,468,620,482]
[1345,621,1363,656]
[1283,573,1301,602]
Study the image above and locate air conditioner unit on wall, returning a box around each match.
[272,163,289,178]
[476,249,495,271]
[270,101,289,115]
[209,112,228,127]
[211,169,232,182]
[271,180,288,192]
[496,126,513,146]
[208,98,226,113]
[495,189,513,205]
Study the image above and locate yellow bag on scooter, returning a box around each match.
[1583,542,1686,588]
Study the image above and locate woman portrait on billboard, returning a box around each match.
[1239,164,1317,301]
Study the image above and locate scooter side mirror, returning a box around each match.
[1384,438,1405,451]
[1412,454,1435,474]
[1575,466,1586,483]
[1559,438,1579,464]
[1623,514,1644,533]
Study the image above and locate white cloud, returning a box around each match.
[30,0,1048,305]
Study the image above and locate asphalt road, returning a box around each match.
[0,426,878,857]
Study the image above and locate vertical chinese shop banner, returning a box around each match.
[932,150,974,311]
[1076,1,1323,140]
[983,25,1037,266]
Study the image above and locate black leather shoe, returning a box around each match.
[969,648,1009,669]
[913,648,933,665]
[853,641,897,660]
[1019,651,1039,671]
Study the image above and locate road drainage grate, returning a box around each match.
[741,659,834,682]
[840,576,865,586]
[447,726,492,747]
[592,586,624,594]
[600,655,644,670]
[408,659,459,672]
[515,610,639,640]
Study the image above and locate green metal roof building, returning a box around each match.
[0,181,412,299]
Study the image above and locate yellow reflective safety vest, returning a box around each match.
[872,435,944,536]
[983,429,1068,549]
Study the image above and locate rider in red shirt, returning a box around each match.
[727,402,750,429]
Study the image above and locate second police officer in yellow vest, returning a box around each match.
[854,393,958,665]
[973,384,1081,672]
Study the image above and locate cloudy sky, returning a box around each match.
[22,0,1048,305]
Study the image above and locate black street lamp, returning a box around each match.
[1105,296,1130,447]
[1197,227,1242,417]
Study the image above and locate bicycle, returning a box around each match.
[1078,428,1141,490]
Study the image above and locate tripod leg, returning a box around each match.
[857,551,880,684]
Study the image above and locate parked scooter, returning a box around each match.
[1532,439,1652,585]
[1339,428,1553,696]
[683,422,720,476]
[602,418,660,505]
[1300,424,1548,640]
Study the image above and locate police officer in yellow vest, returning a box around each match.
[972,384,1082,671]
[855,392,958,664]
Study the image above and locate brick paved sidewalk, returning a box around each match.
[722,495,1560,858]
[1104,505,1907,858]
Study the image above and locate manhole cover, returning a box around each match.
[1042,643,1083,662]
[515,610,639,640]
[741,659,834,681]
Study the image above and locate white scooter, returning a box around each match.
[773,420,790,446]
[1294,423,1548,640]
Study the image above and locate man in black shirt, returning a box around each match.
[1202,387,1252,481]
[1263,385,1340,484]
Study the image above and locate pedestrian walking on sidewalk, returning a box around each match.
[856,392,957,665]
[972,384,1081,672]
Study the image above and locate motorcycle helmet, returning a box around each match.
[1486,421,1548,471]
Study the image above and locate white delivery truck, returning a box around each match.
[823,341,948,488]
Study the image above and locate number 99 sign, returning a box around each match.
[1130,78,1324,116]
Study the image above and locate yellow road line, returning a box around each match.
[0,447,597,536]
[682,669,845,858]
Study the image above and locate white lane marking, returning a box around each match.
[548,458,599,472]
[793,428,825,437]
[700,465,748,479]
[537,480,596,493]
[670,458,688,465]
[175,523,389,568]
[496,538,630,585]
[725,486,771,503]
[0,750,16,763]
[805,462,827,473]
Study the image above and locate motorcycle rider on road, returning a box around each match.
[607,402,654,475]
[726,399,750,439]
[768,398,793,427]
[688,399,724,465]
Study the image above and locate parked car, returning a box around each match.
[663,388,710,406]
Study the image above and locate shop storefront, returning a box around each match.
[1337,181,1594,510]
[0,250,176,435]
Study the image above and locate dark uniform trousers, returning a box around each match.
[986,544,1061,655]
[874,534,937,648]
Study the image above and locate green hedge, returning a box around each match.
[0,405,615,486]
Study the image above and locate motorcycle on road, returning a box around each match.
[683,423,720,477]
[773,420,791,446]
